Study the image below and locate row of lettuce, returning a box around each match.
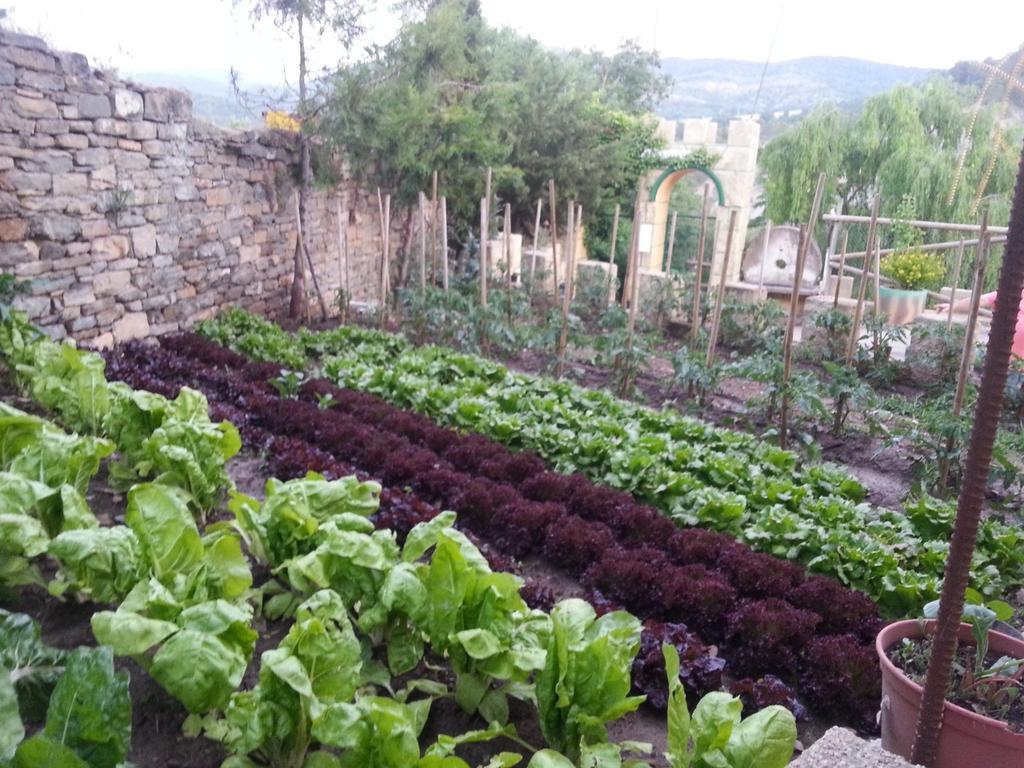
[122,331,882,730]
[196,308,1024,614]
[0,319,796,766]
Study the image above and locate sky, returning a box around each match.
[5,0,1024,86]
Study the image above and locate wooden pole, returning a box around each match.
[873,227,883,318]
[624,207,642,340]
[822,211,1008,234]
[548,180,559,299]
[556,201,576,376]
[691,184,711,342]
[606,203,620,308]
[946,239,966,331]
[479,197,488,308]
[430,170,438,283]
[440,197,449,295]
[379,193,391,330]
[705,209,738,367]
[938,214,990,491]
[335,198,347,323]
[779,226,809,449]
[419,191,427,295]
[845,196,882,365]
[294,190,328,320]
[757,220,772,296]
[832,230,849,308]
[664,209,678,273]
[530,198,542,285]
[504,202,512,291]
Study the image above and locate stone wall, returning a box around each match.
[0,29,390,346]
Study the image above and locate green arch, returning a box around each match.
[648,165,726,206]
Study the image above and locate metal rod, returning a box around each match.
[606,203,620,308]
[664,209,678,273]
[548,179,559,300]
[557,200,576,377]
[479,197,488,308]
[530,198,542,286]
[419,191,427,295]
[440,197,449,295]
[780,225,810,450]
[757,220,772,297]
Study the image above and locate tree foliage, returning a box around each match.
[318,0,668,255]
[760,80,1022,236]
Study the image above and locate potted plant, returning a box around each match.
[876,603,1024,768]
[878,249,945,324]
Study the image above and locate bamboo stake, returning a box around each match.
[479,198,489,307]
[664,209,678,273]
[294,190,328,320]
[379,194,391,330]
[946,239,966,331]
[556,201,576,377]
[335,198,347,323]
[780,226,809,449]
[873,227,882,318]
[548,180,559,299]
[440,197,449,295]
[832,230,849,308]
[845,196,882,365]
[779,172,827,449]
[606,203,620,308]
[624,207,642,340]
[691,184,711,342]
[757,220,772,296]
[530,198,542,286]
[418,191,427,295]
[938,214,990,491]
[503,202,512,294]
[430,170,438,283]
[705,209,738,367]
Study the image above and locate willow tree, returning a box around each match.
[761,79,1022,267]
[244,0,369,317]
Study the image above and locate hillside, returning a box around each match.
[657,56,935,121]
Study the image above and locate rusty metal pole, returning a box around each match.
[912,141,1024,767]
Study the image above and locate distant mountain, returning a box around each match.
[125,71,289,129]
[657,56,936,122]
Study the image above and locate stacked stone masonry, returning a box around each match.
[0,30,390,346]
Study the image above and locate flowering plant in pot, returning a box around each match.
[879,250,945,324]
[876,600,1024,768]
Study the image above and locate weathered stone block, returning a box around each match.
[36,119,70,135]
[52,172,89,196]
[93,118,129,137]
[143,89,192,122]
[92,235,130,260]
[2,46,56,72]
[131,224,157,257]
[56,51,90,79]
[0,240,38,268]
[74,147,110,167]
[80,218,111,239]
[156,122,188,141]
[89,165,117,189]
[16,69,64,91]
[29,213,81,242]
[127,122,157,140]
[92,269,131,294]
[0,61,14,87]
[113,149,149,170]
[55,133,89,149]
[112,311,149,342]
[18,151,72,174]
[0,170,51,193]
[13,94,59,118]
[0,218,28,241]
[205,186,232,207]
[117,139,142,152]
[63,283,95,306]
[112,88,143,118]
[77,93,111,119]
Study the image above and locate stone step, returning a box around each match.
[791,728,921,768]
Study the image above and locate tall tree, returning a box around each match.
[244,0,369,317]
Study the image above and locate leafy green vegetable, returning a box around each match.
[535,599,644,761]
[663,645,795,768]
[47,527,146,604]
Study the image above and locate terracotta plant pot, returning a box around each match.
[876,619,1024,768]
[878,286,928,325]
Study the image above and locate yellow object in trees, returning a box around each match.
[263,111,300,132]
